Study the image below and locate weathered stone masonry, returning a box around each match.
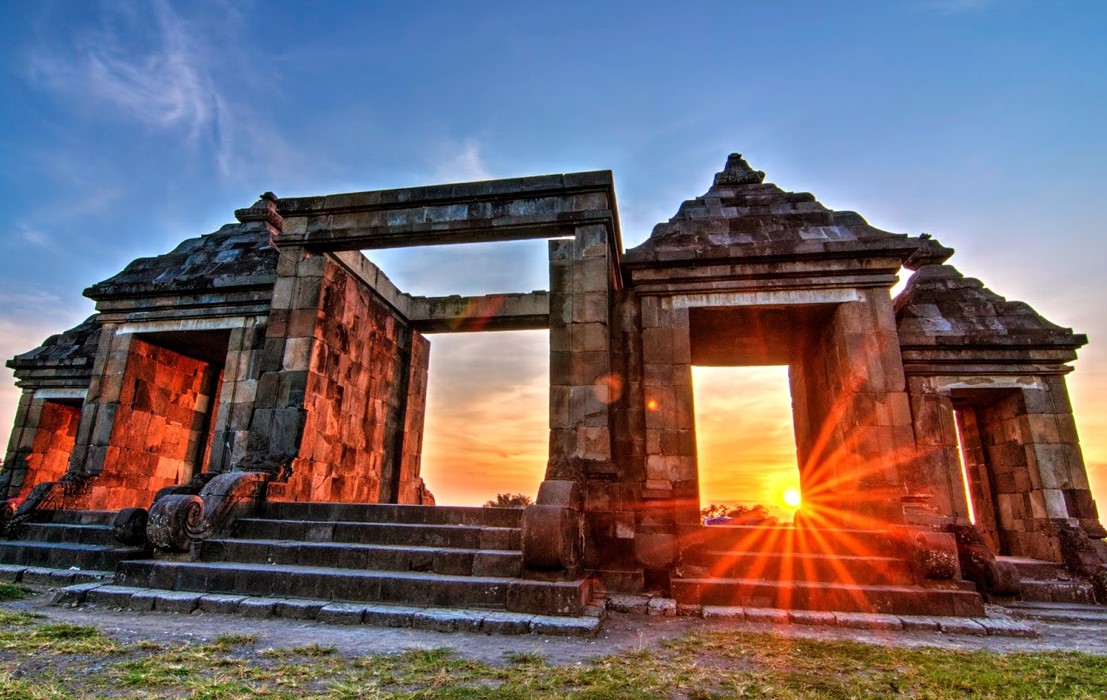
[1,154,1104,616]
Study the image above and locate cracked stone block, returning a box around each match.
[607,594,650,614]
[412,609,484,633]
[153,591,201,614]
[744,608,791,624]
[702,606,746,620]
[788,610,836,626]
[51,582,102,606]
[21,567,64,586]
[317,603,366,625]
[976,618,1037,638]
[899,616,942,632]
[480,611,533,635]
[198,594,246,615]
[363,604,422,628]
[86,585,143,608]
[128,590,159,612]
[938,618,987,636]
[834,613,903,631]
[275,599,324,620]
[0,565,27,582]
[647,597,677,617]
[237,597,281,618]
[530,614,601,637]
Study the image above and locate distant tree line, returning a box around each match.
[483,493,533,508]
[701,503,779,526]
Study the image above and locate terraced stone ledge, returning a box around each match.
[50,583,603,638]
[607,594,1037,638]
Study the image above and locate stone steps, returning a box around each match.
[232,518,520,550]
[1004,601,1107,624]
[18,523,116,545]
[671,576,986,617]
[114,559,589,615]
[260,501,522,528]
[52,583,601,637]
[689,525,900,557]
[0,540,148,572]
[28,510,118,526]
[683,551,915,586]
[1,509,149,574]
[198,538,522,577]
[1002,557,1099,605]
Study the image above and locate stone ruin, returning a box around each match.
[0,153,1103,633]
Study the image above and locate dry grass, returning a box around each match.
[0,608,1105,699]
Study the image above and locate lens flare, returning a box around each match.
[782,487,801,509]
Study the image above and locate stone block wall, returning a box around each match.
[789,289,914,527]
[85,337,220,510]
[1,399,81,499]
[397,333,433,505]
[277,257,423,503]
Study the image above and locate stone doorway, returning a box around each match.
[691,365,801,523]
[419,330,549,506]
[84,330,228,510]
[951,390,1031,557]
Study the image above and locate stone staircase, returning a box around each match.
[1003,556,1099,605]
[0,509,148,582]
[671,524,986,617]
[70,501,602,635]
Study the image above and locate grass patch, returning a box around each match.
[0,613,1105,698]
[505,650,545,666]
[0,583,32,601]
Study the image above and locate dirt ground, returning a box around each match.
[6,586,1107,665]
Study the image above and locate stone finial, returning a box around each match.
[903,234,955,270]
[234,192,283,233]
[713,153,766,186]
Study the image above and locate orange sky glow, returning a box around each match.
[417,330,1107,526]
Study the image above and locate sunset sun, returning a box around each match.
[782,487,802,509]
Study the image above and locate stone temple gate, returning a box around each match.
[0,154,1104,632]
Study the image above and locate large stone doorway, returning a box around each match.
[420,329,549,506]
[691,365,801,522]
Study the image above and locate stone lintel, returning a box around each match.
[115,316,262,335]
[96,302,272,328]
[32,388,89,400]
[410,292,550,333]
[902,362,1077,377]
[671,288,861,310]
[276,171,622,259]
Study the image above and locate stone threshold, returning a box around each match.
[608,594,1037,638]
[50,582,602,638]
[0,564,113,587]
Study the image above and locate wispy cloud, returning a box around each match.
[24,1,304,183]
[28,1,216,138]
[16,224,55,251]
[432,138,492,183]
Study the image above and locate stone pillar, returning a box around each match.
[800,289,913,527]
[207,319,266,474]
[70,324,133,477]
[0,391,41,498]
[241,244,324,473]
[905,376,973,525]
[545,223,616,477]
[636,295,697,570]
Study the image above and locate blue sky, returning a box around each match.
[1,1,1105,505]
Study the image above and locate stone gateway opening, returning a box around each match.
[692,365,801,522]
[420,330,548,506]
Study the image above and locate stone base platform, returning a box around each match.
[50,583,603,637]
